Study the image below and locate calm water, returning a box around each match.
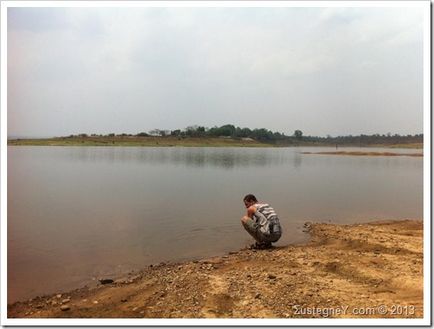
[8,146,423,303]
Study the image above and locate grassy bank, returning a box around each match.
[7,136,271,147]
[7,136,424,148]
[8,220,423,319]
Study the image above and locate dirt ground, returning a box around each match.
[8,219,423,319]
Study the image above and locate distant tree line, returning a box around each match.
[66,125,422,146]
[170,124,288,142]
[68,125,289,142]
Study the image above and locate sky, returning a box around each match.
[7,5,425,138]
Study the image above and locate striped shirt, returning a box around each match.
[253,203,279,235]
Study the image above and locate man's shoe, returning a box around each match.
[249,242,273,250]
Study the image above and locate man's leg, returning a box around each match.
[241,216,265,243]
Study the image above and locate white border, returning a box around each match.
[422,1,431,326]
[1,0,8,327]
[1,0,430,7]
[1,1,431,326]
[1,318,431,326]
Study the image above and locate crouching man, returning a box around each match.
[241,194,282,249]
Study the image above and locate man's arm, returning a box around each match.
[246,206,256,219]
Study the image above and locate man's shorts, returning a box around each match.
[242,218,281,243]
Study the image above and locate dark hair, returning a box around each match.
[243,194,257,203]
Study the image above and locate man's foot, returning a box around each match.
[249,242,273,250]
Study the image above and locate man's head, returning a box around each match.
[243,194,257,208]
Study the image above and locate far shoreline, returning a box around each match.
[7,136,423,149]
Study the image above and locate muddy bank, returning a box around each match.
[8,219,423,318]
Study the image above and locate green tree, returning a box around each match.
[294,130,303,140]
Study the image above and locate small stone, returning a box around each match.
[132,307,138,311]
[56,294,62,299]
[99,279,114,285]
[121,298,127,303]
[93,300,99,304]
[35,304,44,309]
[255,293,261,299]
[268,274,277,280]
[62,298,70,304]
[60,305,70,311]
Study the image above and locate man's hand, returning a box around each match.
[241,215,250,224]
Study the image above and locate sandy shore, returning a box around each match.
[8,219,423,319]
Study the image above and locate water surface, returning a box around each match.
[8,146,423,303]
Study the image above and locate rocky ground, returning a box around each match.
[8,219,423,318]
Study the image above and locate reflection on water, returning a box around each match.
[65,147,289,168]
[8,146,423,303]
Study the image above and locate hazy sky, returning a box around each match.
[8,5,425,138]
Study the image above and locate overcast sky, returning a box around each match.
[7,5,425,138]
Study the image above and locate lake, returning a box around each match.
[7,146,423,303]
